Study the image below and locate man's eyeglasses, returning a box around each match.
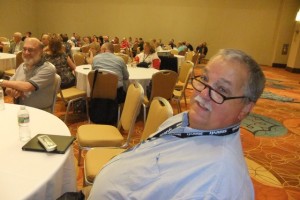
[191,76,247,104]
[23,47,36,53]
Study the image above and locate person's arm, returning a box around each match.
[1,79,35,92]
[85,50,94,64]
[121,61,129,80]
[67,56,76,70]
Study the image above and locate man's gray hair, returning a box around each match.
[209,49,266,103]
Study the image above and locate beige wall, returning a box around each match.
[0,0,37,39]
[1,0,299,66]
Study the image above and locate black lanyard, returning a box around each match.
[147,122,240,140]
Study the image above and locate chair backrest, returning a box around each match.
[119,82,144,147]
[185,51,195,61]
[178,61,194,83]
[178,50,187,56]
[170,49,178,55]
[192,53,200,65]
[113,44,121,53]
[140,97,173,141]
[50,74,61,114]
[3,45,10,53]
[115,53,129,64]
[16,51,24,68]
[73,53,86,66]
[81,45,90,53]
[150,70,178,102]
[0,37,9,42]
[87,69,118,99]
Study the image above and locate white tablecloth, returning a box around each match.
[174,55,185,68]
[75,64,159,96]
[0,53,16,71]
[0,104,76,200]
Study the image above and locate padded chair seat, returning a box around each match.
[78,124,123,147]
[57,87,86,100]
[4,69,15,76]
[175,81,184,89]
[85,148,126,183]
[173,89,181,97]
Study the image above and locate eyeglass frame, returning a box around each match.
[191,76,248,104]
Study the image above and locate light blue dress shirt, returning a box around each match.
[92,52,129,88]
[88,112,254,200]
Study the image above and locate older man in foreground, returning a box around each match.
[0,38,56,112]
[87,49,265,200]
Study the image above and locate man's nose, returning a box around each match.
[199,86,211,101]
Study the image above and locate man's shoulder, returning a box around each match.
[158,112,184,130]
[38,61,56,73]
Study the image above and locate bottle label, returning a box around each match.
[18,116,30,124]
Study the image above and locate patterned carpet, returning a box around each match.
[6,65,300,199]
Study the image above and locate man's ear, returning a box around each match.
[238,102,255,120]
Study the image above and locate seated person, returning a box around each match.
[9,32,24,54]
[43,34,76,89]
[177,41,188,54]
[87,49,266,199]
[85,42,101,64]
[135,42,160,69]
[41,33,50,53]
[1,38,56,112]
[92,42,129,103]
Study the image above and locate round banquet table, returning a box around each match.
[0,103,76,200]
[75,64,159,96]
[0,53,16,71]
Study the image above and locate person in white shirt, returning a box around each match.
[86,48,266,200]
[135,41,160,69]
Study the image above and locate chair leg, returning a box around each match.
[64,102,72,123]
[143,104,147,124]
[176,99,181,113]
[183,92,187,106]
[78,148,82,166]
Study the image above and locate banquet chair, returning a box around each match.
[0,37,9,42]
[4,51,23,76]
[173,68,193,113]
[57,84,89,123]
[2,44,10,53]
[113,44,121,53]
[178,50,187,56]
[73,53,86,66]
[192,52,200,66]
[174,61,194,108]
[50,74,61,114]
[115,53,129,64]
[185,51,195,62]
[143,70,178,123]
[87,69,122,124]
[83,97,173,185]
[77,82,144,166]
[170,49,179,55]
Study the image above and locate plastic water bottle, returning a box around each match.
[0,87,4,111]
[18,105,31,142]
